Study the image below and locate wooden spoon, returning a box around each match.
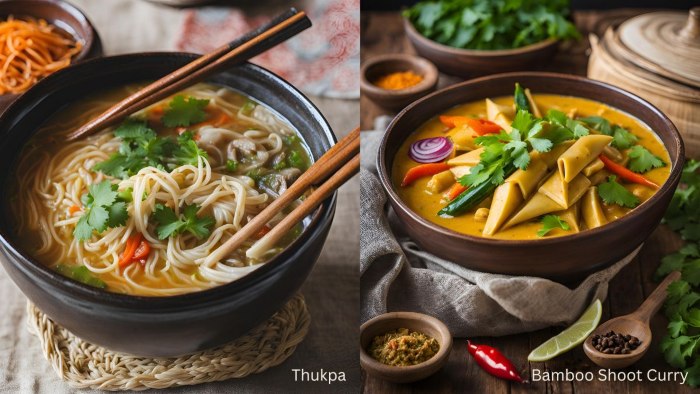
[583,270,681,369]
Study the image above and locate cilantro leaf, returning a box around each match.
[598,176,640,208]
[537,215,570,237]
[162,95,210,127]
[669,318,688,337]
[152,203,214,240]
[684,361,700,387]
[662,335,694,368]
[73,180,130,240]
[579,116,612,135]
[114,118,156,142]
[529,137,553,153]
[611,126,638,149]
[627,145,665,173]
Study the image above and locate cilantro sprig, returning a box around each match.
[93,118,207,179]
[656,160,700,386]
[597,175,640,208]
[74,180,130,240]
[162,95,210,127]
[627,145,666,173]
[152,203,215,240]
[537,215,570,237]
[578,116,638,150]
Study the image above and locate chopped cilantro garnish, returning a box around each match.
[579,116,612,135]
[597,175,640,208]
[536,215,570,237]
[611,126,639,150]
[93,118,207,179]
[55,264,106,289]
[287,149,306,169]
[162,95,210,127]
[152,203,215,240]
[74,180,130,241]
[627,145,666,173]
[226,159,239,172]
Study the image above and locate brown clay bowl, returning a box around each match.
[0,0,102,109]
[360,312,452,383]
[361,54,438,112]
[404,17,559,78]
[377,72,684,282]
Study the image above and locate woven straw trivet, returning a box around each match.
[26,293,310,391]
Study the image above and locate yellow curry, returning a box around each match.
[392,86,671,240]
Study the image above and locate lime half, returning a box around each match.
[527,299,602,362]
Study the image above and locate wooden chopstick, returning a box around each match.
[66,8,311,141]
[245,153,360,259]
[203,127,360,266]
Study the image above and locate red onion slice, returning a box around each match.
[409,137,453,163]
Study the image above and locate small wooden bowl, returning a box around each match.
[360,312,452,383]
[404,17,559,78]
[361,54,438,112]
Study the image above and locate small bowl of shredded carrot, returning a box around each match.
[0,0,100,99]
[361,54,438,112]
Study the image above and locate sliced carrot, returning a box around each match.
[439,115,469,129]
[254,225,272,239]
[401,163,451,187]
[118,233,143,269]
[463,118,502,135]
[599,154,659,189]
[132,239,151,261]
[445,183,468,201]
[191,107,232,129]
[68,204,81,215]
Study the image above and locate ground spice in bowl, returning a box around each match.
[591,331,642,354]
[368,327,440,366]
[373,71,423,90]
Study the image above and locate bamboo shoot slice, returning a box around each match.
[538,172,591,209]
[506,157,548,199]
[448,148,484,166]
[483,182,523,235]
[503,192,565,229]
[557,135,613,182]
[581,186,608,229]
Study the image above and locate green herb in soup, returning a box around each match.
[368,328,440,366]
[404,0,580,50]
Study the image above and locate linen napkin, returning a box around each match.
[360,118,637,337]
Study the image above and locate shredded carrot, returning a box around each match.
[68,204,81,215]
[0,16,82,94]
[191,107,231,128]
[119,233,143,269]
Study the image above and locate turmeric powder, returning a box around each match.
[374,71,423,90]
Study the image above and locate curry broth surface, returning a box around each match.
[391,95,671,240]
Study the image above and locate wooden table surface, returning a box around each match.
[361,9,693,394]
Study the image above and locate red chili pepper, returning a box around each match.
[467,340,524,383]
[599,154,659,189]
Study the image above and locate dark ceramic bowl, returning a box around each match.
[377,72,684,282]
[0,0,102,108]
[0,53,337,357]
[360,54,438,112]
[404,18,558,78]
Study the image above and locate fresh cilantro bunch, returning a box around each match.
[461,108,582,188]
[655,160,700,386]
[74,180,130,240]
[152,203,215,240]
[404,0,579,50]
[597,176,639,208]
[93,119,207,179]
[537,215,570,237]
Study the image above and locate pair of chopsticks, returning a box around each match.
[66,7,359,265]
[206,127,360,265]
[66,8,311,141]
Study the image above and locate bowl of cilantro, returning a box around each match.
[0,53,337,356]
[402,0,580,77]
[377,72,684,282]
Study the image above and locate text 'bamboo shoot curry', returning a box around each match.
[392,84,671,240]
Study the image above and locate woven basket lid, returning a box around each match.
[617,8,700,88]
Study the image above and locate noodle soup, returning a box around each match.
[12,83,311,296]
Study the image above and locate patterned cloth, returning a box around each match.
[176,0,359,99]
